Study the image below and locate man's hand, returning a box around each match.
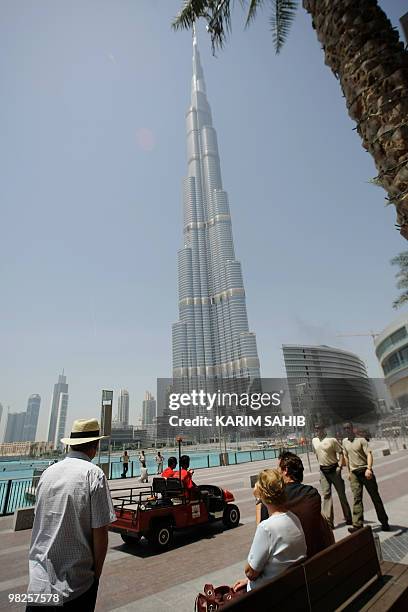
[365,468,373,480]
[244,563,260,581]
[232,578,248,592]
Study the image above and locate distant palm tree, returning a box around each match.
[173,1,408,240]
[391,251,408,308]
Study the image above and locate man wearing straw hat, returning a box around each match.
[27,418,116,611]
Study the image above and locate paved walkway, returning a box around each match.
[0,440,406,611]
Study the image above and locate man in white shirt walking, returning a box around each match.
[312,424,352,529]
[27,418,116,611]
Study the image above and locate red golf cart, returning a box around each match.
[109,477,240,550]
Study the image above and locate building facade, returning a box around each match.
[375,313,408,409]
[3,411,26,443]
[171,31,260,440]
[117,389,130,426]
[23,394,41,442]
[55,392,69,450]
[283,344,376,428]
[0,441,54,457]
[142,391,156,427]
[47,372,69,445]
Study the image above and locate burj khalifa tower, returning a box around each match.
[172,29,260,419]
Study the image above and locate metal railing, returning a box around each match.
[0,477,36,516]
[0,445,309,516]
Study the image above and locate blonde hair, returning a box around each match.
[254,468,286,507]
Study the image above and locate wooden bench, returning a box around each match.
[224,527,408,611]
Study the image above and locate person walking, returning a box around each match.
[155,451,164,474]
[121,450,129,478]
[343,422,390,533]
[312,424,352,529]
[27,418,116,611]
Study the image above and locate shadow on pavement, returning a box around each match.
[111,522,243,558]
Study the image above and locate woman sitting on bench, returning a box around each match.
[233,469,307,592]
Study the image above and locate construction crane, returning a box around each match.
[336,331,380,345]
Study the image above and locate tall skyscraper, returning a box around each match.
[142,391,156,426]
[47,372,68,446]
[4,410,26,443]
[172,30,260,413]
[55,392,69,449]
[23,394,41,442]
[117,389,130,426]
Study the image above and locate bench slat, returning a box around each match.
[305,527,381,609]
[361,564,408,611]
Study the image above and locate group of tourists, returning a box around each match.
[25,416,390,609]
[312,422,389,532]
[120,449,164,481]
[228,421,389,594]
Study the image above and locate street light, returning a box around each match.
[295,382,312,473]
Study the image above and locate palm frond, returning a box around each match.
[172,1,211,31]
[393,292,408,309]
[245,0,265,28]
[172,1,232,52]
[206,0,233,51]
[269,0,298,54]
[391,251,408,267]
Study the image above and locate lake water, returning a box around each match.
[0,447,282,481]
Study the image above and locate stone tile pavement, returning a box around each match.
[0,440,406,611]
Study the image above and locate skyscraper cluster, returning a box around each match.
[3,394,41,443]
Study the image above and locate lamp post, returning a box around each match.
[176,435,183,487]
[296,382,312,473]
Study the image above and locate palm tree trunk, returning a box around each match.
[303,0,408,239]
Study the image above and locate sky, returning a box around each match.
[1,0,407,441]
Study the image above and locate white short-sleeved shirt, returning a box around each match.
[247,511,306,591]
[28,451,116,602]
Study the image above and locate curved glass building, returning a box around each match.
[375,313,408,409]
[172,32,260,395]
[283,344,376,427]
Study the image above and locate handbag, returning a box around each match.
[195,583,246,611]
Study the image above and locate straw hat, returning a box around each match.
[61,418,107,446]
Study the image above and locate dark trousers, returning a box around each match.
[122,463,128,477]
[320,468,352,527]
[26,579,99,612]
[350,469,388,527]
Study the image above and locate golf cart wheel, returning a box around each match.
[121,533,140,546]
[149,522,174,550]
[223,504,240,528]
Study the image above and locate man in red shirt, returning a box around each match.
[174,455,197,494]
[161,456,177,478]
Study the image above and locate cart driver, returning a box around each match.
[174,455,198,497]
